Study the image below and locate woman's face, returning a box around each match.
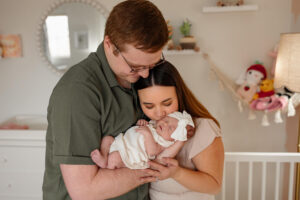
[138,86,179,121]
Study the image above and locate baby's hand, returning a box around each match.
[136,119,149,126]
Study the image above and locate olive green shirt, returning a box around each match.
[42,43,147,200]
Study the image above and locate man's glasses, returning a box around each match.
[114,45,165,73]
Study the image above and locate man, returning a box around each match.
[42,0,168,199]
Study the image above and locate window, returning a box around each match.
[45,15,71,58]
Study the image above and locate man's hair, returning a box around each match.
[105,0,168,53]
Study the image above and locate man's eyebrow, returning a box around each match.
[127,57,161,68]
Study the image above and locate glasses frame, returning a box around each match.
[114,45,165,73]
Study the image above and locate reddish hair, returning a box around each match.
[105,0,168,53]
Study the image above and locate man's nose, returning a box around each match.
[138,69,149,78]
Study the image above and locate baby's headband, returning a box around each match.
[168,111,194,141]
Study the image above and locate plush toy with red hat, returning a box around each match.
[236,61,267,103]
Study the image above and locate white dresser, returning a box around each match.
[0,116,46,200]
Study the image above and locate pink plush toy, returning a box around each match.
[236,63,267,103]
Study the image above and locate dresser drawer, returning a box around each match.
[0,146,45,170]
[0,170,43,198]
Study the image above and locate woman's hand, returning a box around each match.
[136,119,149,126]
[148,158,182,181]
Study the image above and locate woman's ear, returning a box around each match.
[186,125,195,138]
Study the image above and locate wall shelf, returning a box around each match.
[202,5,258,13]
[163,49,201,55]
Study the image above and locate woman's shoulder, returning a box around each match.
[184,118,222,160]
[194,118,221,137]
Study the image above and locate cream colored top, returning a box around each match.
[150,118,222,200]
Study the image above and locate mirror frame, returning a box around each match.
[37,0,109,75]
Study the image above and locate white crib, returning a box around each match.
[217,152,300,200]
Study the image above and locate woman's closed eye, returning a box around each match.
[163,101,172,106]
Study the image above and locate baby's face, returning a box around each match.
[155,116,178,141]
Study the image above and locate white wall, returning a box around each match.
[0,0,299,153]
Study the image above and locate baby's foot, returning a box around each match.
[90,149,107,168]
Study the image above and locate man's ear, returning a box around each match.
[186,125,195,138]
[104,35,112,48]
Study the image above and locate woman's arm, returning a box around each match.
[149,137,224,194]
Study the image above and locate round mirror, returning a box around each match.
[37,0,108,74]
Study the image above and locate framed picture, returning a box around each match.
[74,31,89,50]
[0,34,22,58]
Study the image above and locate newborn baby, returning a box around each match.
[91,111,194,169]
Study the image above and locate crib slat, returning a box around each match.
[288,162,295,200]
[235,161,239,200]
[248,162,253,200]
[222,162,226,200]
[261,162,266,200]
[275,162,280,200]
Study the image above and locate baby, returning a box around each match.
[90,111,194,169]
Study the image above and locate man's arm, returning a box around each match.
[60,164,158,200]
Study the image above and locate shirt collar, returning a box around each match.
[96,42,119,88]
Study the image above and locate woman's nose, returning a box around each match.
[156,107,166,119]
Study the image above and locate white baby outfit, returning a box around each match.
[109,111,194,169]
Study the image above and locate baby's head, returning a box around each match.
[155,111,194,141]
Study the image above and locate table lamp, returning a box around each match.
[274,32,300,200]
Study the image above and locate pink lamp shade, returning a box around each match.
[274,33,300,92]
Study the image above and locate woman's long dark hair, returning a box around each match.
[134,61,220,127]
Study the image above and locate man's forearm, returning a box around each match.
[88,168,144,199]
[61,164,156,200]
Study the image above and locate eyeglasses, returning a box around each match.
[114,45,165,73]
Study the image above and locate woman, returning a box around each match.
[134,61,224,200]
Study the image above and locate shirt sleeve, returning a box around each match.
[49,83,101,165]
[188,118,222,160]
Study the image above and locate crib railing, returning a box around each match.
[218,152,300,200]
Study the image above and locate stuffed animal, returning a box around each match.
[236,63,267,103]
[252,79,275,100]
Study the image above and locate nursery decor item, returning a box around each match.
[0,44,3,59]
[268,43,279,77]
[292,0,300,22]
[236,62,267,103]
[179,19,198,51]
[165,20,175,50]
[252,79,275,100]
[202,52,299,127]
[274,32,300,199]
[0,34,22,58]
[217,0,244,6]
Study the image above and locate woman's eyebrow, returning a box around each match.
[142,102,153,105]
[162,98,172,103]
[142,98,172,105]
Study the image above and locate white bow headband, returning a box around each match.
[168,111,194,141]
